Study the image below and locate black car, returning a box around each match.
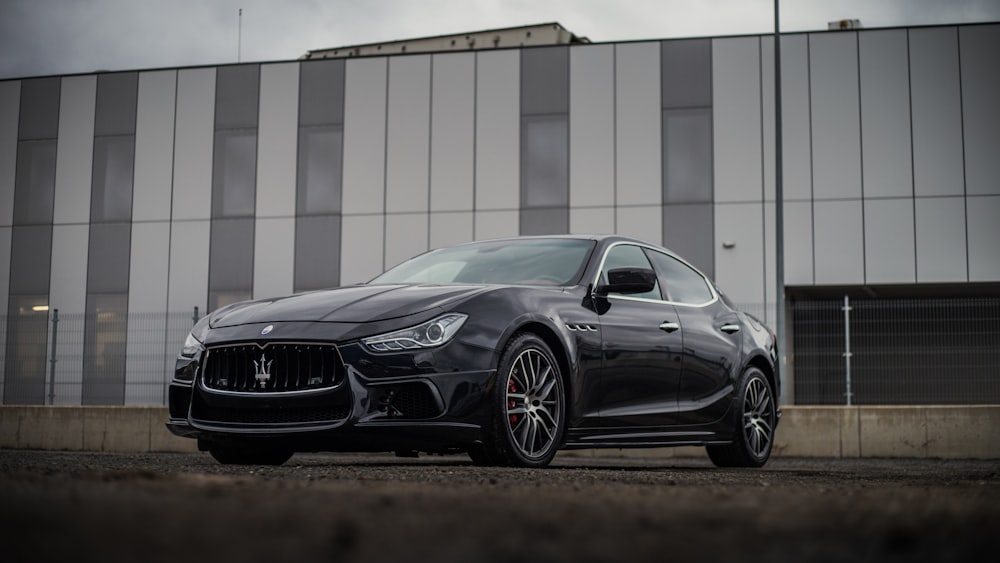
[168,235,779,468]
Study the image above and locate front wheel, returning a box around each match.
[707,366,776,468]
[475,333,566,468]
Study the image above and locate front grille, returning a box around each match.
[201,342,344,393]
[191,402,351,425]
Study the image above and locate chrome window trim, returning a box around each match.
[591,241,719,309]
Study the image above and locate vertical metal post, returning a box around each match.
[842,295,853,406]
[47,308,59,405]
[193,306,200,325]
[773,0,788,404]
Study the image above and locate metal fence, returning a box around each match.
[1,297,998,406]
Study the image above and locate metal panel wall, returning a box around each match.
[128,222,169,312]
[960,24,1000,196]
[779,35,812,201]
[914,197,966,283]
[429,53,475,213]
[385,213,429,270]
[386,55,431,213]
[615,206,661,249]
[49,224,89,404]
[429,211,473,249]
[252,217,294,299]
[813,200,864,284]
[859,30,912,199]
[255,63,299,218]
[615,42,661,209]
[864,198,915,283]
[475,50,519,211]
[474,210,518,241]
[810,33,862,200]
[0,226,9,403]
[784,201,814,285]
[0,81,18,227]
[125,221,170,404]
[966,196,1000,282]
[715,203,764,306]
[712,37,761,203]
[342,57,387,215]
[340,215,384,284]
[133,71,176,222]
[569,44,615,208]
[171,68,215,220]
[52,75,96,225]
[570,207,614,236]
[909,27,964,197]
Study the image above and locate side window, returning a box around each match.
[646,250,714,305]
[601,244,662,300]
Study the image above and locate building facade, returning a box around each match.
[1,23,998,406]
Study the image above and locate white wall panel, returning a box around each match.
[914,197,966,283]
[864,198,915,284]
[909,28,964,197]
[570,45,615,208]
[859,30,912,199]
[960,25,1000,196]
[779,35,812,201]
[0,81,18,227]
[615,206,661,248]
[714,203,764,306]
[171,68,215,221]
[430,53,475,212]
[570,207,614,235]
[474,210,518,241]
[167,219,210,311]
[615,43,661,206]
[252,217,295,299]
[133,71,177,222]
[49,224,88,313]
[128,222,169,312]
[810,33,862,200]
[53,75,96,225]
[255,63,299,218]
[342,57,387,215]
[475,51,519,211]
[967,196,1000,282]
[784,201,813,285]
[386,56,431,213]
[429,211,473,249]
[713,37,762,203]
[385,213,429,270]
[340,215,384,284]
[813,200,864,284]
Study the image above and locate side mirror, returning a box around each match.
[595,267,657,297]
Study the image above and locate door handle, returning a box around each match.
[719,323,740,334]
[659,322,680,333]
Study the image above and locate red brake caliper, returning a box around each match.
[508,379,518,426]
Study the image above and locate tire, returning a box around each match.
[480,333,566,468]
[707,366,776,468]
[208,446,294,466]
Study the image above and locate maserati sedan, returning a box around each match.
[167,235,779,468]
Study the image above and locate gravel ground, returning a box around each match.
[1,450,997,563]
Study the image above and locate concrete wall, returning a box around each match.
[1,405,997,458]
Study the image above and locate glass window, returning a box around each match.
[646,250,714,305]
[296,126,343,215]
[662,108,712,203]
[521,46,569,115]
[94,73,138,136]
[90,136,135,222]
[87,223,131,294]
[208,218,254,310]
[521,115,568,207]
[9,225,52,294]
[299,59,345,127]
[17,77,60,141]
[294,215,341,292]
[82,293,128,405]
[214,65,260,129]
[600,244,661,300]
[212,130,258,217]
[660,39,712,109]
[13,140,57,225]
[3,295,50,404]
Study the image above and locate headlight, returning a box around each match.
[180,317,211,358]
[362,313,468,352]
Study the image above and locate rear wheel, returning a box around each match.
[707,366,775,468]
[475,333,566,468]
[208,446,294,466]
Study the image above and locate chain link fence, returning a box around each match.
[1,297,999,406]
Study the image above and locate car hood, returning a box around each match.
[209,284,490,327]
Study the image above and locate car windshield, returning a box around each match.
[370,239,596,286]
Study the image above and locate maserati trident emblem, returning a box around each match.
[253,354,273,389]
[261,325,273,335]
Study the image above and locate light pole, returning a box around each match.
[773,0,788,404]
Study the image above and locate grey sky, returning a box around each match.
[1,0,997,79]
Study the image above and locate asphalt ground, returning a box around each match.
[0,450,997,563]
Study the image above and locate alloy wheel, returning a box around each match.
[504,347,562,460]
[743,376,774,459]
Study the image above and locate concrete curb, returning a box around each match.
[1,405,998,458]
